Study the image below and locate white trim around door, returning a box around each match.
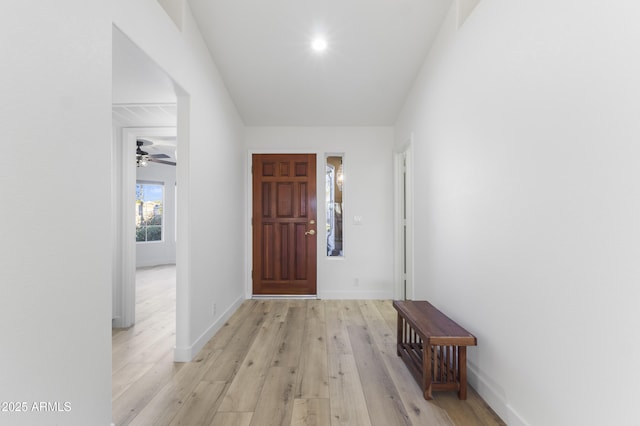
[394,133,414,300]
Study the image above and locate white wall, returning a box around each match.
[114,0,246,361]
[0,2,245,425]
[136,161,177,267]
[0,2,112,425]
[395,1,640,425]
[246,127,395,299]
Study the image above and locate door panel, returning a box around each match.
[253,154,317,295]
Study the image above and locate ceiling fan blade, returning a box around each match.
[148,158,176,166]
[149,153,170,159]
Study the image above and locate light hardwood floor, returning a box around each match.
[112,266,505,425]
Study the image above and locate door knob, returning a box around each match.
[309,220,316,225]
[305,229,316,236]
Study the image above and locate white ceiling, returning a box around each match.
[112,1,452,127]
[188,0,453,126]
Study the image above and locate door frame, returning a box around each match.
[119,126,177,328]
[246,149,323,298]
[119,118,192,361]
[394,133,414,300]
[117,108,193,362]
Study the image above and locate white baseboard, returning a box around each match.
[173,345,193,363]
[506,404,529,426]
[467,363,530,426]
[173,295,244,362]
[111,316,124,328]
[319,290,393,299]
[467,362,506,420]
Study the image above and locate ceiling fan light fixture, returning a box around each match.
[137,156,148,167]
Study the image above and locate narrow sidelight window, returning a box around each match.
[326,155,344,257]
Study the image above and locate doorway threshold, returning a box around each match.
[252,295,319,300]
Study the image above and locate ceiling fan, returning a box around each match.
[136,139,176,167]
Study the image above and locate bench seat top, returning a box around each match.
[393,300,477,346]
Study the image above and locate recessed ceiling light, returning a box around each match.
[311,37,327,52]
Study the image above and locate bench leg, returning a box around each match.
[458,346,467,400]
[396,312,402,356]
[423,343,433,400]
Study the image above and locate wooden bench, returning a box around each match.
[393,300,477,400]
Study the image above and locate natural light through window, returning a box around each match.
[326,155,344,257]
[136,182,164,242]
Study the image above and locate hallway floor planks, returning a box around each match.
[112,266,505,425]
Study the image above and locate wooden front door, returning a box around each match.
[252,154,317,295]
